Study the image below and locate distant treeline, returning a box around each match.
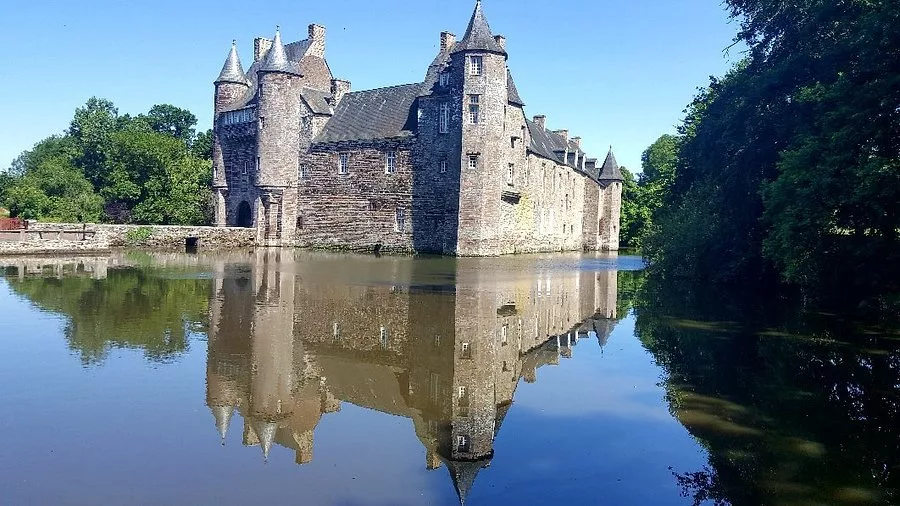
[0,98,213,226]
[624,0,900,312]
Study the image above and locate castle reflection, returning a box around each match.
[205,250,621,503]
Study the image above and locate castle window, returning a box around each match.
[507,164,515,186]
[299,165,306,180]
[469,56,483,76]
[456,435,470,452]
[259,116,266,130]
[457,386,467,399]
[468,95,480,124]
[385,151,397,174]
[296,216,303,230]
[242,161,248,176]
[439,71,450,87]
[380,326,389,348]
[440,159,448,174]
[439,103,450,134]
[468,155,478,171]
[395,207,406,232]
[501,325,509,345]
[333,322,340,340]
[461,341,472,359]
[338,153,349,175]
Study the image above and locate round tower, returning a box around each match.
[451,0,509,256]
[255,28,303,244]
[213,41,250,226]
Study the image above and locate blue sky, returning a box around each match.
[0,0,742,173]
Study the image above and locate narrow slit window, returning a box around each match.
[439,103,450,133]
[440,160,448,174]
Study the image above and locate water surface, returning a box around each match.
[0,251,896,505]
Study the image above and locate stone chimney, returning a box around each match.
[553,129,569,142]
[533,115,546,129]
[494,35,506,51]
[308,24,326,58]
[254,37,273,63]
[440,31,456,51]
[572,136,582,149]
[331,79,351,105]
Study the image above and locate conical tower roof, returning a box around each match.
[212,405,235,443]
[216,41,249,85]
[259,28,302,76]
[444,458,491,505]
[451,1,507,56]
[254,420,278,461]
[598,147,624,182]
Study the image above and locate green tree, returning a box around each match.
[68,97,118,188]
[4,157,103,222]
[191,128,213,161]
[140,104,198,144]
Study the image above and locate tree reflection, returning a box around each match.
[636,279,900,505]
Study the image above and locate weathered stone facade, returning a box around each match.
[213,1,623,255]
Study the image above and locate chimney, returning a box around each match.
[572,136,582,149]
[308,24,326,58]
[494,35,506,51]
[331,79,351,105]
[254,37,273,63]
[553,129,569,142]
[533,115,546,129]
[440,31,456,51]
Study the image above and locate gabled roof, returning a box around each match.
[526,119,567,163]
[259,29,303,76]
[451,1,507,56]
[300,88,333,115]
[313,83,421,144]
[216,42,249,85]
[507,70,524,107]
[598,148,624,182]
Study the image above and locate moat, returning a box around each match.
[0,252,897,505]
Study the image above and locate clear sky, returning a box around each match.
[0,0,742,173]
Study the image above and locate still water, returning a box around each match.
[0,251,896,505]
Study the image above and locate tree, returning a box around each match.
[4,157,103,222]
[68,97,118,188]
[140,104,198,144]
[191,129,213,161]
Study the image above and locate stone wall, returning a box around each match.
[24,223,256,251]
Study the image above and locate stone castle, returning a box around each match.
[213,1,623,255]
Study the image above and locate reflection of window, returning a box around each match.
[456,435,470,452]
[502,361,510,372]
[434,335,441,347]
[461,342,472,359]
[380,326,389,348]
[430,373,441,404]
[333,322,340,340]
[458,386,467,399]
[501,325,508,345]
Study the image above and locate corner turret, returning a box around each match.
[598,148,624,183]
[214,41,250,114]
[597,148,623,251]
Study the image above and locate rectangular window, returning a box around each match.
[501,325,509,345]
[395,207,406,232]
[439,72,449,87]
[385,151,396,174]
[469,56,483,76]
[461,341,471,359]
[468,95,480,124]
[299,165,306,180]
[468,155,478,171]
[458,386,467,399]
[380,326,389,348]
[242,161,248,175]
[338,153,349,174]
[439,103,450,134]
[333,322,340,340]
[256,156,260,174]
[457,435,470,451]
[440,160,448,174]
[507,164,514,186]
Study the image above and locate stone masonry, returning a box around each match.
[213,1,624,255]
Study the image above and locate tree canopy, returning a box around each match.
[2,98,212,225]
[643,0,900,309]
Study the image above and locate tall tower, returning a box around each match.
[255,28,303,245]
[451,1,509,256]
[213,42,250,226]
[598,149,624,251]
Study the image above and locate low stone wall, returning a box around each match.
[11,223,257,253]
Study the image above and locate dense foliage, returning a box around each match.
[644,0,900,308]
[620,134,679,249]
[2,98,213,225]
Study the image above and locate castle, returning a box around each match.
[213,1,623,256]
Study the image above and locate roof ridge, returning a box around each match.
[348,82,425,94]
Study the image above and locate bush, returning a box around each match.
[125,226,153,246]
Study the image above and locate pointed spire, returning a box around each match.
[598,147,624,182]
[212,405,235,444]
[259,27,302,76]
[216,41,249,85]
[451,1,507,56]
[254,420,278,461]
[444,458,490,506]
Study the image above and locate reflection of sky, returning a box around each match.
[0,270,707,506]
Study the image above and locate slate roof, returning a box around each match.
[259,29,302,76]
[300,88,333,115]
[216,42,249,85]
[507,70,524,107]
[313,83,421,144]
[598,148,624,182]
[451,1,507,56]
[526,119,567,162]
[443,457,491,505]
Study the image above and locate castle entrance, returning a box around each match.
[236,201,252,228]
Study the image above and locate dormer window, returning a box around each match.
[469,56,483,76]
[439,72,450,87]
